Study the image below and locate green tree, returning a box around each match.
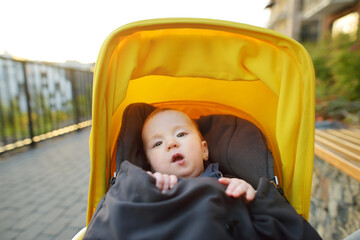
[303,34,360,125]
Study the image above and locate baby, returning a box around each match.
[141,108,256,202]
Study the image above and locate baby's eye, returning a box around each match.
[153,141,162,148]
[177,132,187,138]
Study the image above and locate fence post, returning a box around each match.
[70,69,80,126]
[0,83,7,145]
[22,61,35,145]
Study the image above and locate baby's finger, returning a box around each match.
[170,175,178,189]
[218,177,231,185]
[162,174,170,193]
[231,183,249,198]
[245,187,256,202]
[152,172,164,190]
[225,179,245,196]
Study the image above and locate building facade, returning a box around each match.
[266,0,360,42]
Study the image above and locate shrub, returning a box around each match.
[303,34,360,125]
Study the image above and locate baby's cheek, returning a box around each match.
[148,156,160,169]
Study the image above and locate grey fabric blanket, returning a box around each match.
[84,161,321,240]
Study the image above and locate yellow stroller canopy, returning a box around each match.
[88,18,315,223]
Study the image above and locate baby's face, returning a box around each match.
[142,110,208,178]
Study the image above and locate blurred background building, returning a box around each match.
[266,0,359,42]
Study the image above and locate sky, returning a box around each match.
[0,0,270,64]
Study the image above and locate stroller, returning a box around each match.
[73,18,316,239]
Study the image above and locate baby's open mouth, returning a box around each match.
[172,153,184,163]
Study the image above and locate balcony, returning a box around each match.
[302,0,358,20]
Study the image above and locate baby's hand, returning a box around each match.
[218,177,256,203]
[147,171,178,193]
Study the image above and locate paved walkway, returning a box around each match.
[0,128,91,240]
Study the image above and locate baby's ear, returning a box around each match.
[202,141,209,161]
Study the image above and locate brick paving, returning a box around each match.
[0,128,91,240]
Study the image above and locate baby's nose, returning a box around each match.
[167,139,179,150]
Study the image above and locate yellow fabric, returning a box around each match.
[87,18,315,223]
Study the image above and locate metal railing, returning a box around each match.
[0,56,93,153]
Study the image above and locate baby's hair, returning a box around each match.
[142,108,205,141]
